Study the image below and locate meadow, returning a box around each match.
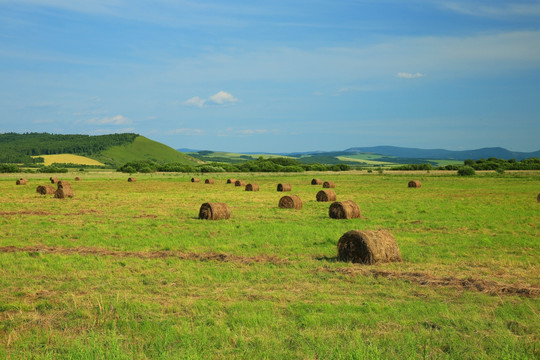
[0,171,539,359]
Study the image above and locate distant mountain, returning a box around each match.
[344,146,540,161]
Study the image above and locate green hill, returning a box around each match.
[0,132,200,167]
[97,136,200,167]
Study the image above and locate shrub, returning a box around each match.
[457,166,476,176]
[0,164,20,173]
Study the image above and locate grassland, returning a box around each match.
[32,154,106,166]
[0,171,539,359]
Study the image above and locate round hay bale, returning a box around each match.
[537,193,540,202]
[316,189,337,202]
[191,178,200,183]
[329,200,361,219]
[128,177,136,182]
[198,202,231,220]
[311,178,323,185]
[226,178,237,184]
[36,185,55,195]
[75,177,82,181]
[277,183,292,192]
[54,181,74,199]
[50,177,59,184]
[337,230,401,264]
[245,183,259,191]
[205,179,214,184]
[235,180,246,187]
[278,195,302,209]
[323,181,335,188]
[408,180,421,188]
[16,178,28,185]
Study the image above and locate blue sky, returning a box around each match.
[1,1,539,153]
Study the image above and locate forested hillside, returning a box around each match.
[0,132,138,164]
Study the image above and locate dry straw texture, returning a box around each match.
[205,179,215,184]
[36,185,56,195]
[337,230,402,264]
[128,177,136,182]
[75,177,82,181]
[278,195,302,209]
[235,180,246,187]
[316,189,337,202]
[50,177,59,184]
[245,183,259,191]
[329,200,361,219]
[311,179,323,185]
[198,202,231,220]
[277,183,292,192]
[537,193,540,202]
[408,180,422,188]
[191,178,200,183]
[226,179,237,184]
[16,178,28,185]
[54,181,74,199]
[323,181,335,188]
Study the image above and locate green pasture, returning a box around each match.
[0,171,539,359]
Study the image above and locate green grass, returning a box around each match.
[97,136,200,166]
[0,171,539,359]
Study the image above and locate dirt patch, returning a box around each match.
[0,245,288,265]
[0,211,53,216]
[323,267,540,298]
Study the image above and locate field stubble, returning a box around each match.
[0,171,539,359]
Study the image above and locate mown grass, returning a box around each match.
[0,171,539,359]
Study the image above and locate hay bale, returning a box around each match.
[54,181,74,199]
[537,193,539,202]
[278,195,302,209]
[128,177,136,182]
[36,185,55,195]
[16,178,28,185]
[245,183,259,191]
[337,230,401,264]
[191,178,200,183]
[235,180,246,187]
[198,202,231,220]
[75,177,82,181]
[205,179,214,184]
[226,178,237,184]
[323,181,335,188]
[408,180,421,188]
[277,183,292,192]
[311,178,323,185]
[50,177,59,184]
[316,189,337,202]
[329,200,361,219]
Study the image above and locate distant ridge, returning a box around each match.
[344,146,540,161]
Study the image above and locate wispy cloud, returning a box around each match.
[168,128,205,135]
[440,2,540,17]
[396,72,425,79]
[182,91,238,108]
[87,115,131,125]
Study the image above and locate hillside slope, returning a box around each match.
[98,136,200,167]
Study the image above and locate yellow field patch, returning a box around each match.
[33,154,105,166]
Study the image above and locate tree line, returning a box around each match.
[0,132,138,164]
[391,158,540,171]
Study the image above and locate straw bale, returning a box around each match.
[408,180,421,188]
[323,181,335,188]
[278,195,302,209]
[205,179,215,184]
[16,178,28,185]
[277,183,292,192]
[198,202,231,220]
[191,178,200,183]
[245,183,259,191]
[235,180,246,187]
[226,179,237,184]
[36,185,55,195]
[316,189,337,202]
[50,177,59,184]
[54,181,74,198]
[329,200,361,219]
[337,230,401,264]
[311,179,323,185]
[128,177,136,182]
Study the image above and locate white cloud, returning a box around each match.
[87,115,131,125]
[208,91,238,104]
[182,96,206,108]
[396,72,425,79]
[182,91,238,108]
